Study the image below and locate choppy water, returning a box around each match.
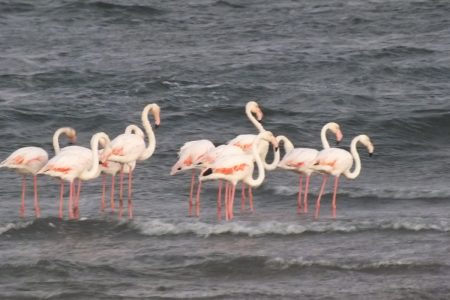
[1,0,450,299]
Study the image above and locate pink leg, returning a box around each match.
[315,175,328,219]
[128,169,133,219]
[59,179,64,219]
[217,180,222,220]
[224,183,229,221]
[229,184,236,220]
[119,165,124,219]
[248,185,254,212]
[303,175,311,213]
[74,179,82,219]
[110,175,115,211]
[297,176,303,214]
[241,182,246,211]
[332,176,340,219]
[68,181,74,219]
[195,180,202,217]
[33,175,41,218]
[101,174,107,212]
[20,175,26,217]
[188,170,195,216]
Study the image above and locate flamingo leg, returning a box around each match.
[315,175,328,219]
[332,176,340,219]
[303,175,311,213]
[128,169,133,219]
[195,179,202,217]
[224,183,229,221]
[241,182,246,212]
[119,165,124,219]
[217,180,222,221]
[248,185,254,212]
[20,175,26,217]
[68,181,74,220]
[110,175,115,211]
[297,175,303,214]
[188,170,195,216]
[74,179,82,219]
[33,175,41,218]
[229,184,236,220]
[59,179,64,219]
[101,174,106,212]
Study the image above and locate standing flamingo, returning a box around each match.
[311,134,374,219]
[100,125,144,212]
[105,103,160,219]
[38,132,111,219]
[199,131,278,220]
[227,101,280,209]
[277,122,343,213]
[170,139,215,216]
[0,127,77,218]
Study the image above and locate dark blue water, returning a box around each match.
[1,0,450,298]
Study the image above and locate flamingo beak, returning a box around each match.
[69,135,77,145]
[256,108,263,121]
[336,130,343,145]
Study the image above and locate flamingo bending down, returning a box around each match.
[0,127,77,218]
[100,125,143,212]
[311,134,374,219]
[105,103,160,219]
[277,122,343,213]
[38,132,111,219]
[199,131,279,221]
[170,139,215,216]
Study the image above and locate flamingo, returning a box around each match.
[170,139,215,216]
[227,101,280,209]
[105,103,160,219]
[199,131,279,220]
[99,125,144,212]
[311,134,374,219]
[0,127,77,218]
[277,122,343,213]
[38,132,111,219]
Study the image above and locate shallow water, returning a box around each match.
[1,0,450,298]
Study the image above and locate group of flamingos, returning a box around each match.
[0,101,374,221]
[0,103,161,220]
[171,101,374,221]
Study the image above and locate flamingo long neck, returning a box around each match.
[53,128,69,154]
[245,134,266,187]
[344,136,363,180]
[320,124,334,149]
[138,104,157,160]
[247,106,264,133]
[262,141,280,171]
[80,133,108,180]
[276,135,294,153]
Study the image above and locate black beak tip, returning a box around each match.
[369,152,373,157]
[275,147,279,152]
[335,141,340,146]
[155,124,160,129]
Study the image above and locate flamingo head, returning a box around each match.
[98,137,112,163]
[328,122,343,145]
[247,100,263,121]
[66,127,77,144]
[359,134,374,156]
[260,130,279,150]
[152,104,161,128]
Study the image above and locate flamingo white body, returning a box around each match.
[199,131,278,220]
[39,132,111,219]
[100,125,143,212]
[0,127,77,218]
[105,103,160,219]
[170,139,215,216]
[311,134,374,219]
[277,122,343,213]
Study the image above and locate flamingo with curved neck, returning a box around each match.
[105,103,160,219]
[39,132,111,219]
[311,134,374,219]
[277,122,343,213]
[199,131,278,220]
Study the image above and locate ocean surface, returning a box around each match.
[1,0,450,299]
